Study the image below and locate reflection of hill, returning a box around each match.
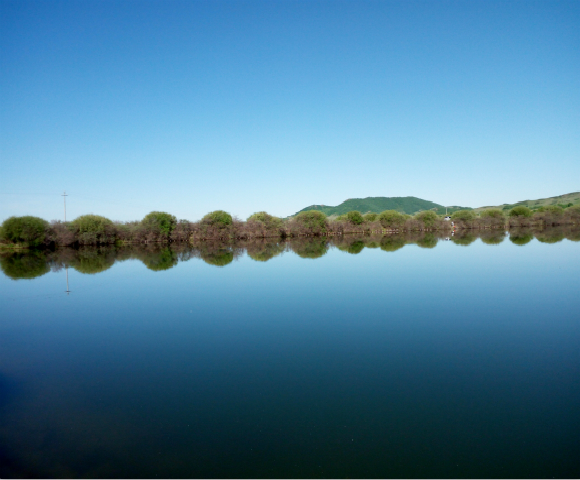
[0,251,50,280]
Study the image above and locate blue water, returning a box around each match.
[1,233,579,478]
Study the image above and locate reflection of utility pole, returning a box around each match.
[62,191,68,222]
[65,266,71,295]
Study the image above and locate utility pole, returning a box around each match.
[62,191,68,222]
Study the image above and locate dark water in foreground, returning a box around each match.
[1,228,579,478]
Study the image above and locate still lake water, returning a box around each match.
[1,229,579,478]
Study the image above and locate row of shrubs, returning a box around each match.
[1,205,579,247]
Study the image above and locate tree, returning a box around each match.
[363,213,377,222]
[247,211,283,230]
[378,210,406,229]
[293,211,327,232]
[414,210,438,227]
[201,210,233,229]
[142,211,177,237]
[71,214,115,244]
[451,209,475,222]
[345,211,364,225]
[480,209,504,219]
[509,206,532,218]
[0,216,48,246]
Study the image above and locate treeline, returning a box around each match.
[1,205,580,248]
[2,225,579,279]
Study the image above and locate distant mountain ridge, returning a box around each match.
[294,196,470,217]
[473,191,580,212]
[293,192,580,218]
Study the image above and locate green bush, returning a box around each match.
[294,211,327,232]
[378,210,406,229]
[509,206,532,218]
[414,210,438,227]
[363,213,377,222]
[201,210,233,229]
[142,211,177,236]
[345,211,364,225]
[0,216,48,246]
[71,215,115,244]
[451,209,476,222]
[247,211,282,229]
[480,209,504,219]
[536,205,564,216]
[565,205,580,221]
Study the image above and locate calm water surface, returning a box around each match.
[1,229,579,478]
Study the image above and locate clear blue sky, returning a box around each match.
[1,0,578,222]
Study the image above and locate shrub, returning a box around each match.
[247,211,283,230]
[345,211,364,225]
[71,214,115,244]
[451,209,476,222]
[536,205,564,216]
[0,216,48,246]
[565,205,580,221]
[509,206,532,218]
[414,210,438,228]
[378,210,406,229]
[201,210,233,229]
[293,211,327,233]
[142,211,177,237]
[363,213,377,222]
[480,209,504,219]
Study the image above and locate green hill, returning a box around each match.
[473,191,580,213]
[293,197,470,217]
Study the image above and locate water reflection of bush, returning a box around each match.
[241,239,286,262]
[2,227,579,279]
[0,251,50,280]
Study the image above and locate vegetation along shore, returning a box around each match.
[1,204,579,249]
